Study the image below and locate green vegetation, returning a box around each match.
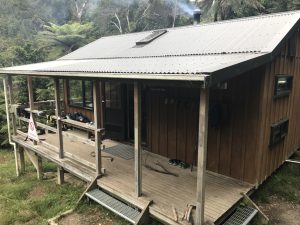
[0,149,84,225]
[252,162,300,204]
[0,149,162,225]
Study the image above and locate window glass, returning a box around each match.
[274,75,293,98]
[84,81,93,109]
[105,82,121,109]
[68,80,93,109]
[69,80,83,107]
[270,119,289,146]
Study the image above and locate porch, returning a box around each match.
[12,130,253,224]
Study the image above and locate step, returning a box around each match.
[223,206,258,225]
[85,189,141,224]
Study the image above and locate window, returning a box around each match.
[68,80,93,109]
[136,30,167,45]
[270,119,289,146]
[105,82,122,109]
[274,75,293,98]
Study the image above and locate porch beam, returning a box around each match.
[27,76,37,145]
[93,80,102,176]
[195,87,210,225]
[134,81,142,197]
[54,78,64,159]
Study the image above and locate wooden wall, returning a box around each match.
[146,86,199,165]
[256,30,300,184]
[206,68,264,184]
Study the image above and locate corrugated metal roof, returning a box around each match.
[4,53,266,75]
[59,11,300,60]
[0,10,299,84]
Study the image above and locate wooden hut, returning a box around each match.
[1,10,300,225]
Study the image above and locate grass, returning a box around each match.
[0,149,84,225]
[252,155,300,204]
[0,149,162,225]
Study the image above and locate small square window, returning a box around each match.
[270,119,289,146]
[274,75,293,98]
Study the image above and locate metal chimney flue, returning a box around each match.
[193,8,202,25]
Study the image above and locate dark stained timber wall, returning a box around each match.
[207,69,264,184]
[207,29,300,185]
[257,30,300,184]
[146,86,199,165]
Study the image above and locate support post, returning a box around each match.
[93,80,102,176]
[100,82,105,128]
[134,81,142,197]
[17,145,25,174]
[195,87,209,225]
[25,150,43,180]
[54,78,64,158]
[57,166,64,185]
[27,76,37,145]
[7,76,17,135]
[6,75,20,176]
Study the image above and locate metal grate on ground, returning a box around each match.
[223,206,258,225]
[102,143,134,160]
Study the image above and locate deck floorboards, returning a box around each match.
[13,132,253,224]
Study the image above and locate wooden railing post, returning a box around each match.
[195,87,209,225]
[134,81,142,197]
[27,76,37,145]
[54,78,64,159]
[7,76,17,136]
[93,80,102,176]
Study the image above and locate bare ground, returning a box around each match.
[58,208,119,225]
[256,196,300,225]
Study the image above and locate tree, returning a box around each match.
[38,22,94,54]
[261,0,300,13]
[200,0,264,21]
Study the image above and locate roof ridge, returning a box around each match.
[58,51,264,61]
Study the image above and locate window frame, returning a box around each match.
[274,75,293,99]
[269,119,289,147]
[67,79,93,110]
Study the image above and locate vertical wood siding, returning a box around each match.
[146,87,199,164]
[257,30,300,183]
[206,69,264,184]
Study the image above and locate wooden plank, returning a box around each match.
[134,81,142,197]
[54,78,64,159]
[25,149,43,180]
[159,94,168,157]
[17,145,25,174]
[167,91,177,160]
[57,166,64,185]
[61,118,95,131]
[18,116,57,133]
[7,76,17,135]
[195,87,209,225]
[93,80,102,176]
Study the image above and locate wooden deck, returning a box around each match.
[12,131,254,224]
